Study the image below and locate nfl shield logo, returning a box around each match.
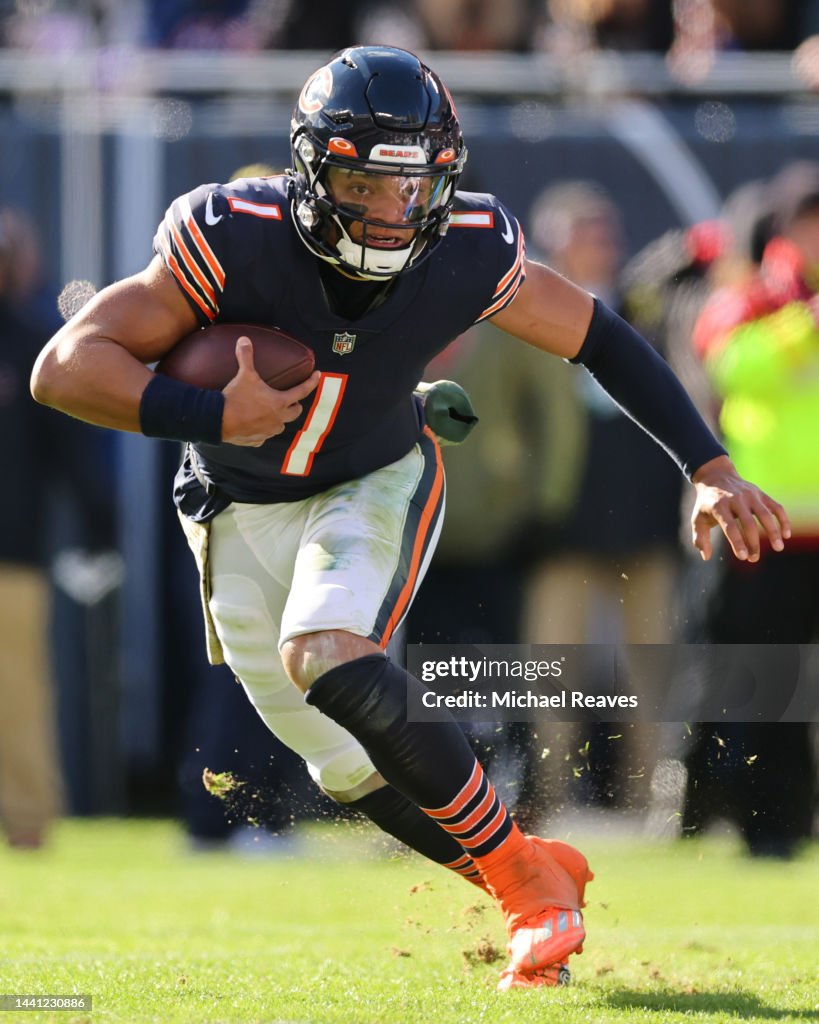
[332,331,356,355]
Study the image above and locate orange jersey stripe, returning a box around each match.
[178,196,226,289]
[168,219,218,311]
[494,231,524,296]
[159,239,215,321]
[423,761,483,820]
[185,214,226,289]
[379,425,444,648]
[478,264,524,321]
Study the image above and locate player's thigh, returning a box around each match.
[205,503,379,795]
[207,501,305,689]
[281,431,444,648]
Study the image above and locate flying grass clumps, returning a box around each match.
[202,768,245,799]
[201,768,266,830]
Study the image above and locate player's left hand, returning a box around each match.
[691,455,791,562]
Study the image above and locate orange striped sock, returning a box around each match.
[421,761,515,860]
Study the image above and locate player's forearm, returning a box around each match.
[571,298,726,479]
[31,331,154,432]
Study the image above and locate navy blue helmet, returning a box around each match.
[289,46,467,280]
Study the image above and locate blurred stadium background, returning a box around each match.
[1,0,817,852]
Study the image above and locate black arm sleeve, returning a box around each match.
[570,297,726,479]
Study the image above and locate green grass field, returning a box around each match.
[0,819,816,1024]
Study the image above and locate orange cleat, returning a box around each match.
[506,906,586,975]
[475,832,593,988]
[481,834,593,933]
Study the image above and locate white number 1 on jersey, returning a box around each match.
[281,372,348,476]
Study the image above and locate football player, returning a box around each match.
[31,46,790,989]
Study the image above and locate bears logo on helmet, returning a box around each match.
[298,66,333,116]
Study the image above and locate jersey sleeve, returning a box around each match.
[464,196,526,325]
[153,183,229,325]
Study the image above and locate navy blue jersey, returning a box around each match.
[153,174,525,519]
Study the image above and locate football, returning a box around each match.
[155,323,315,391]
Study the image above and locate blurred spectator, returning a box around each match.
[0,208,112,846]
[277,1,395,51]
[353,3,426,52]
[3,208,119,834]
[2,1,92,51]
[414,0,537,51]
[0,208,53,327]
[669,0,813,80]
[517,181,684,816]
[684,161,819,856]
[620,178,771,432]
[0,0,140,51]
[2,211,123,818]
[541,0,673,55]
[146,0,284,50]
[0,233,61,844]
[146,0,404,52]
[708,0,805,50]
[694,162,819,554]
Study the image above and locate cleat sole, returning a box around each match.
[497,962,571,991]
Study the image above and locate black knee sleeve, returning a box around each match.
[305,654,476,810]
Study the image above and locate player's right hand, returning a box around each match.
[221,336,320,447]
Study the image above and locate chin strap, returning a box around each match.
[335,233,413,278]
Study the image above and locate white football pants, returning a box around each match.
[183,431,444,797]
